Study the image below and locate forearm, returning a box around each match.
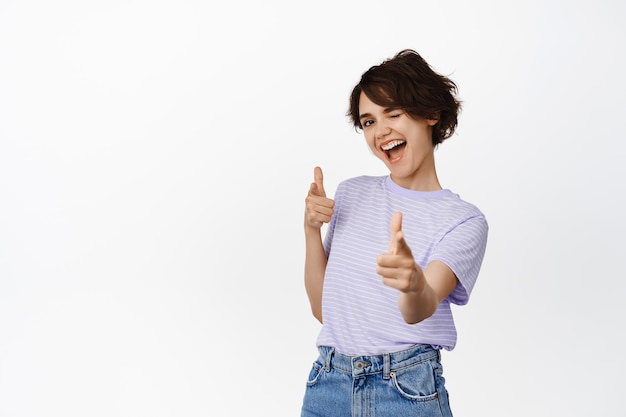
[304,226,327,323]
[397,261,459,324]
[397,281,439,324]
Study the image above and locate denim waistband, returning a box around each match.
[318,344,440,379]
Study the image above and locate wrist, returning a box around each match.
[410,263,426,294]
[304,224,323,236]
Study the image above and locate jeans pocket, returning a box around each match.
[306,361,324,387]
[390,360,439,402]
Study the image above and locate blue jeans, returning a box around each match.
[300,344,453,417]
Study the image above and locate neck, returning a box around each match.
[390,156,442,191]
[390,173,441,191]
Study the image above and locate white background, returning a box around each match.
[1,0,625,416]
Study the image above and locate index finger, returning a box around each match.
[314,166,326,196]
[389,212,403,254]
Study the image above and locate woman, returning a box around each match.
[301,49,489,417]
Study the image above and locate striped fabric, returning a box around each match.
[316,175,488,355]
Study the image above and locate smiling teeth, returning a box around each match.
[381,140,406,151]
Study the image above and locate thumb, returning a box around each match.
[309,182,320,196]
[313,166,326,197]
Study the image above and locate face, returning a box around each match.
[358,92,439,191]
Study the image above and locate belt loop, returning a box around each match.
[324,347,335,371]
[382,352,391,380]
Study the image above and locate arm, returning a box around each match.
[304,167,334,323]
[376,212,459,324]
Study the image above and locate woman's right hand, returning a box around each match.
[304,166,334,230]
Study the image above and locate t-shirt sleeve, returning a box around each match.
[430,214,489,305]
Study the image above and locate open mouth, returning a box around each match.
[381,140,406,161]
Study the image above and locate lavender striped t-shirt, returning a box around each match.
[317,175,488,355]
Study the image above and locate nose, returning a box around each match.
[375,122,391,140]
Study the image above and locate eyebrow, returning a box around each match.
[359,112,373,121]
[359,108,397,121]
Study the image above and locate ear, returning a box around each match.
[427,113,439,126]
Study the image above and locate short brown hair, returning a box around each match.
[348,49,461,146]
